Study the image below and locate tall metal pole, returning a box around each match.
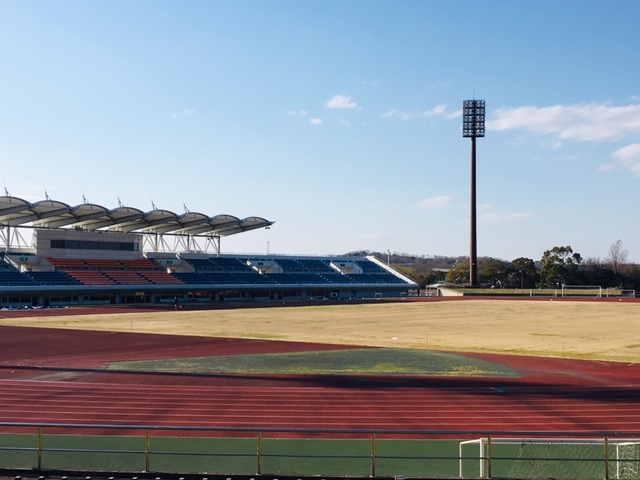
[470,136,478,287]
[463,99,485,287]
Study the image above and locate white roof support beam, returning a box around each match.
[0,195,273,253]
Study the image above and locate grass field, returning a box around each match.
[0,431,471,477]
[105,347,520,376]
[2,299,639,478]
[2,431,629,479]
[2,299,639,362]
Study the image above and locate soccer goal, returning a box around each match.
[529,288,559,298]
[459,437,640,479]
[605,288,636,298]
[616,442,640,479]
[561,285,602,298]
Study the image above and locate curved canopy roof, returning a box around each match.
[0,196,274,237]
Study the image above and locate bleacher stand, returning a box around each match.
[0,196,416,307]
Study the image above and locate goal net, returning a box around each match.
[561,285,602,298]
[459,437,640,479]
[529,288,559,298]
[617,442,640,479]
[605,288,636,298]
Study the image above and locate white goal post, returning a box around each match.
[561,285,602,298]
[529,288,560,297]
[529,286,636,299]
[459,437,640,479]
[616,442,640,479]
[606,288,636,298]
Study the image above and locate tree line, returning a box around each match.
[351,240,640,290]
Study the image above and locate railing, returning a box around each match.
[1,423,640,479]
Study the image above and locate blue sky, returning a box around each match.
[1,1,640,262]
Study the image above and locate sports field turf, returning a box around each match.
[105,347,519,376]
[0,432,464,477]
[2,298,640,478]
[2,299,639,362]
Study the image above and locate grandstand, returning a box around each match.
[0,196,417,307]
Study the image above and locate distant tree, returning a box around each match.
[478,257,508,288]
[581,257,617,288]
[343,250,371,257]
[622,264,640,290]
[539,245,582,287]
[424,271,446,285]
[392,265,446,289]
[607,239,628,275]
[445,260,470,285]
[505,257,539,289]
[413,271,446,288]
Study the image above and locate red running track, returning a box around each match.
[1,325,640,435]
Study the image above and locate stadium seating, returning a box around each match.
[0,254,408,289]
[104,271,152,285]
[208,257,252,272]
[121,258,158,270]
[0,270,36,286]
[274,258,305,272]
[0,251,414,303]
[65,270,117,285]
[184,258,214,271]
[27,271,80,286]
[85,259,124,270]
[139,271,184,285]
[43,256,185,286]
[184,257,253,273]
[296,259,335,273]
[47,258,88,269]
[173,272,210,284]
[321,272,351,283]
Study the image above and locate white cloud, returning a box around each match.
[286,110,307,117]
[480,212,535,222]
[380,104,449,120]
[600,143,640,176]
[416,195,453,210]
[170,108,196,118]
[325,95,358,109]
[339,119,350,127]
[309,118,323,125]
[487,103,640,142]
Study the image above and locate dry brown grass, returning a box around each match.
[1,300,638,362]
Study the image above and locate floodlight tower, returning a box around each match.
[462,99,485,287]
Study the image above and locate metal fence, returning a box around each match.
[1,422,640,479]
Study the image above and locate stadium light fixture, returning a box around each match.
[463,99,485,287]
[462,100,485,139]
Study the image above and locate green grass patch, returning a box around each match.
[1,433,623,478]
[0,433,463,477]
[106,348,518,377]
[0,433,37,469]
[149,436,257,474]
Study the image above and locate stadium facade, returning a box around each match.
[0,196,418,307]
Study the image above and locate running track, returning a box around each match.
[1,323,640,435]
